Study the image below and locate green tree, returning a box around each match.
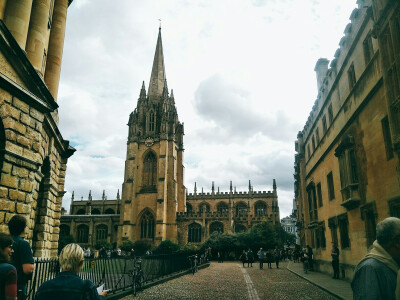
[119,240,135,253]
[153,239,180,254]
[58,235,75,254]
[95,240,112,250]
[133,240,152,255]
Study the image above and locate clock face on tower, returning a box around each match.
[144,137,154,147]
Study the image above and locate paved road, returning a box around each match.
[122,261,338,300]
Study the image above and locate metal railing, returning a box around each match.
[27,253,207,299]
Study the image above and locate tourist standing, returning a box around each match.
[246,249,254,267]
[8,215,34,300]
[331,242,340,279]
[217,252,223,263]
[273,246,280,269]
[239,250,247,268]
[351,217,400,300]
[35,244,106,300]
[0,233,17,300]
[301,248,309,274]
[266,249,273,269]
[257,248,265,269]
[307,245,314,271]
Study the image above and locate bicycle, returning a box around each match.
[130,258,144,296]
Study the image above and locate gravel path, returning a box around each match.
[122,261,338,300]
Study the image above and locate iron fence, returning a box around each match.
[26,253,206,299]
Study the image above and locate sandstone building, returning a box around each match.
[294,0,400,280]
[61,28,280,248]
[0,0,74,257]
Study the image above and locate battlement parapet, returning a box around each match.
[186,190,275,200]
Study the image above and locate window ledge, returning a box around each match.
[341,198,361,210]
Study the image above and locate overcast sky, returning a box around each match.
[58,0,358,219]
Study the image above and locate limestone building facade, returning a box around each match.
[294,0,400,280]
[0,0,75,257]
[61,28,281,248]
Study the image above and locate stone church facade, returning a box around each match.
[0,0,75,257]
[294,0,400,281]
[61,28,280,248]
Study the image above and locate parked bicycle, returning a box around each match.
[130,258,144,296]
[189,255,198,275]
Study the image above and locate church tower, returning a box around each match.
[118,28,186,245]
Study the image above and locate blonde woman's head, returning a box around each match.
[59,243,84,272]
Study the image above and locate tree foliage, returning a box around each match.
[95,240,112,250]
[119,240,135,253]
[133,240,152,255]
[153,239,180,254]
[58,235,75,254]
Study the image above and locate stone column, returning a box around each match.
[3,0,33,49]
[44,0,68,101]
[0,0,7,19]
[26,0,52,76]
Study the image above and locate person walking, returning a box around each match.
[0,233,17,300]
[301,248,309,274]
[307,245,314,271]
[217,251,223,263]
[246,249,254,267]
[8,215,34,300]
[35,243,107,300]
[257,248,265,269]
[273,246,280,269]
[331,242,340,279]
[351,217,400,300]
[239,250,247,268]
[266,249,273,269]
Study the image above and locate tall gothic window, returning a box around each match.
[140,211,155,239]
[96,224,108,241]
[217,202,229,214]
[143,152,157,188]
[76,209,85,215]
[307,182,318,223]
[188,223,201,243]
[91,209,101,215]
[186,203,193,213]
[104,208,115,214]
[199,203,210,213]
[236,202,247,217]
[235,224,247,233]
[255,201,267,216]
[148,111,155,132]
[210,222,224,234]
[77,225,89,243]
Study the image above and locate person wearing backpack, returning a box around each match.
[35,243,107,300]
[8,215,34,300]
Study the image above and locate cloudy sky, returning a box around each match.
[58,0,358,219]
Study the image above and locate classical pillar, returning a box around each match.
[0,0,7,19]
[44,0,68,101]
[26,0,52,76]
[3,0,33,49]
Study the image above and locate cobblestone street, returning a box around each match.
[122,262,338,300]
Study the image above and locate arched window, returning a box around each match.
[59,225,70,236]
[104,208,115,214]
[77,225,89,243]
[76,209,85,215]
[217,202,229,214]
[143,152,157,188]
[236,202,248,217]
[235,224,247,233]
[91,209,101,215]
[96,224,108,241]
[210,222,224,234]
[199,203,210,213]
[188,223,201,243]
[255,201,267,216]
[148,111,155,132]
[186,203,192,213]
[140,211,155,239]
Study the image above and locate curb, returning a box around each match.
[286,262,344,300]
[108,263,210,300]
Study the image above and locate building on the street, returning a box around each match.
[294,0,400,280]
[61,27,280,248]
[0,0,75,257]
[281,215,297,238]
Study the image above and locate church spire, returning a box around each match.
[148,27,166,102]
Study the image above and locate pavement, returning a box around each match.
[286,260,353,300]
[122,261,339,300]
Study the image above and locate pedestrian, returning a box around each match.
[331,241,340,279]
[306,245,314,271]
[217,251,223,263]
[246,249,254,267]
[239,250,247,268]
[351,217,400,300]
[35,244,107,300]
[130,248,135,258]
[273,246,280,269]
[266,249,273,269]
[8,215,34,300]
[301,248,309,274]
[0,233,17,300]
[257,248,265,269]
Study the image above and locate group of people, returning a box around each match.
[238,247,282,269]
[0,215,107,300]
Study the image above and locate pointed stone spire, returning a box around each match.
[212,181,215,193]
[162,79,169,99]
[194,182,197,194]
[170,89,175,104]
[273,179,277,191]
[139,81,146,99]
[230,180,233,192]
[102,190,105,201]
[71,191,74,201]
[248,180,251,192]
[88,190,92,202]
[148,27,166,102]
[117,189,120,201]
[217,187,220,193]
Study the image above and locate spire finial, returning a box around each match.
[158,19,161,30]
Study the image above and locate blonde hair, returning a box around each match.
[59,243,84,272]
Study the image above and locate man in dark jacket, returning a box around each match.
[331,242,340,279]
[35,243,107,300]
[8,215,34,300]
[306,245,314,271]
